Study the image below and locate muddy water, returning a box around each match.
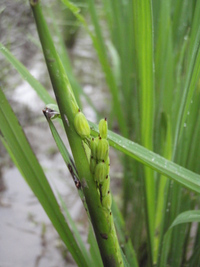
[0,165,75,267]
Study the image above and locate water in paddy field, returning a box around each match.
[0,1,118,266]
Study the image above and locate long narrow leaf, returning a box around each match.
[42,113,94,265]
[174,0,200,151]
[160,210,200,267]
[43,113,91,219]
[170,210,200,228]
[89,122,200,194]
[0,42,55,105]
[88,225,104,267]
[0,87,89,267]
[61,0,128,137]
[112,200,139,267]
[132,1,155,263]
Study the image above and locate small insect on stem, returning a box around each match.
[43,107,59,120]
[67,164,81,189]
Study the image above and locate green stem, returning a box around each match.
[30,1,123,266]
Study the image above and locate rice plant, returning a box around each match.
[1,0,200,266]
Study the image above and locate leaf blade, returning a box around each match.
[0,42,55,105]
[0,87,89,267]
[90,121,200,194]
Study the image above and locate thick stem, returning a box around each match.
[30,1,124,266]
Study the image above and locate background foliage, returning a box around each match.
[1,0,200,266]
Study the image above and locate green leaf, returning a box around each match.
[56,188,93,266]
[132,1,155,263]
[90,121,200,194]
[112,200,139,267]
[0,42,55,105]
[43,113,91,218]
[170,210,200,228]
[174,0,200,150]
[0,87,89,267]
[188,246,200,267]
[44,114,200,195]
[159,210,200,267]
[88,225,104,267]
[62,0,128,137]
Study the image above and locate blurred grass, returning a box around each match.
[65,0,200,265]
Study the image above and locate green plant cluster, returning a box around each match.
[1,0,200,266]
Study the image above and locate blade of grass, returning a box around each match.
[46,5,98,114]
[154,114,172,260]
[0,42,54,105]
[89,121,200,195]
[172,0,191,50]
[170,210,200,227]
[188,246,200,267]
[173,0,200,153]
[132,1,155,263]
[179,88,200,169]
[164,2,200,265]
[37,108,200,197]
[102,1,137,220]
[46,5,81,106]
[43,113,91,219]
[154,0,174,120]
[187,93,200,173]
[61,0,128,137]
[120,249,131,267]
[112,200,139,267]
[85,0,128,136]
[0,87,89,267]
[43,106,200,197]
[159,210,200,267]
[88,225,104,267]
[56,188,95,266]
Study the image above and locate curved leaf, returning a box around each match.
[90,121,200,194]
[159,210,200,267]
[170,210,200,228]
